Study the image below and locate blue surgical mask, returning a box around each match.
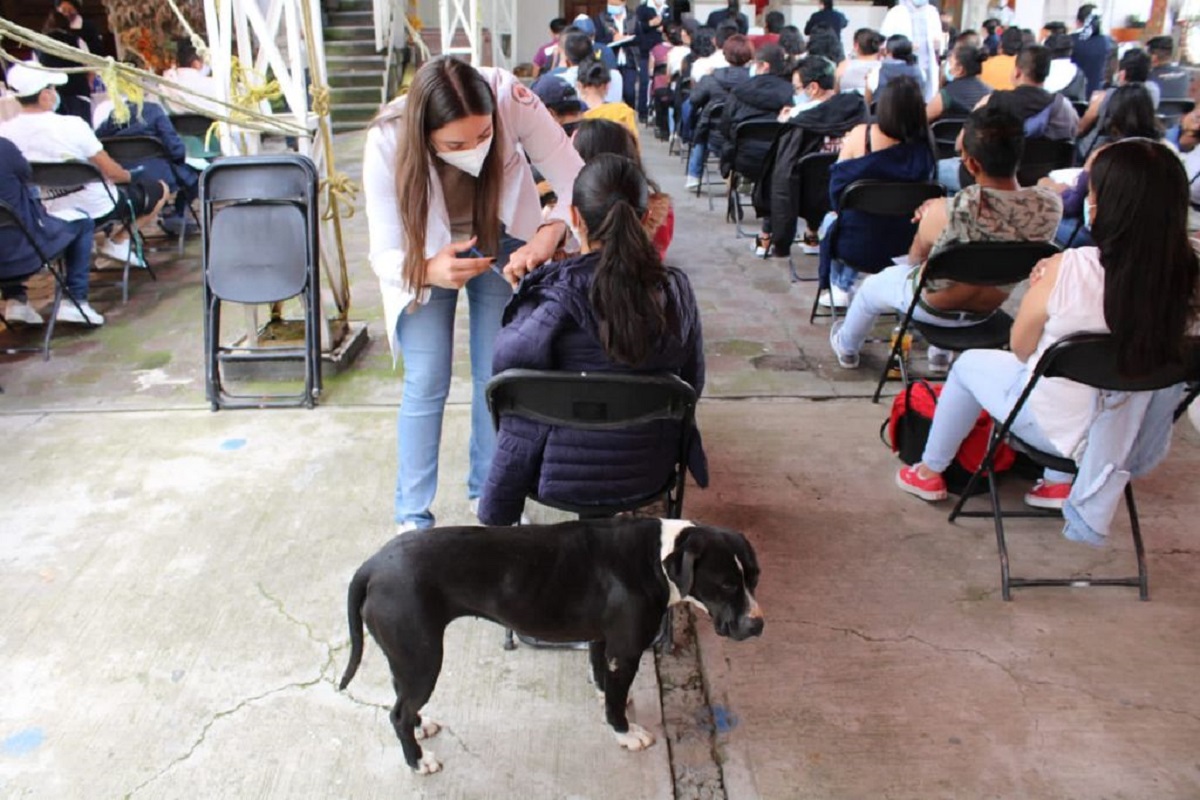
[51,90,61,113]
[943,62,953,82]
[1083,200,1094,230]
[793,93,807,107]
[607,3,624,16]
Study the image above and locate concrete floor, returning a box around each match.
[2,128,1199,799]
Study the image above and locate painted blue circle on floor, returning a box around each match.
[219,438,247,451]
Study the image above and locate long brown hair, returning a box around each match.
[573,154,670,366]
[372,57,503,292]
[1090,138,1199,375]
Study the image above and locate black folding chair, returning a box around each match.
[28,161,153,304]
[0,200,95,360]
[785,151,838,283]
[168,112,218,140]
[101,135,201,255]
[872,241,1061,402]
[725,120,782,239]
[1070,99,1090,119]
[696,102,727,210]
[950,333,1200,601]
[1157,97,1195,129]
[930,118,964,160]
[486,369,698,651]
[200,155,322,410]
[810,179,945,324]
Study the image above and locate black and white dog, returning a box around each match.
[338,518,763,774]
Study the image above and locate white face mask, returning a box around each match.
[436,134,493,178]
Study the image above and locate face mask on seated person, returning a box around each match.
[436,135,494,178]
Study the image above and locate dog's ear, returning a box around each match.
[663,530,700,597]
[727,531,760,591]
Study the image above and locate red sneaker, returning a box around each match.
[1024,480,1072,510]
[896,465,948,502]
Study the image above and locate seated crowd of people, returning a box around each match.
[0,26,228,330]
[454,1,1197,532]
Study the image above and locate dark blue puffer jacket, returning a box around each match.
[477,252,708,525]
[0,137,77,282]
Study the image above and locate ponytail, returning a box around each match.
[589,198,668,366]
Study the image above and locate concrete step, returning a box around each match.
[326,54,386,69]
[327,10,372,26]
[331,101,381,117]
[331,119,370,133]
[331,0,371,10]
[325,40,379,58]
[324,24,375,41]
[330,85,379,105]
[328,70,384,89]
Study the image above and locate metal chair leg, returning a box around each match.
[1126,483,1149,600]
[988,463,1012,601]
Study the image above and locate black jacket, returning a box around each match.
[691,66,751,149]
[752,93,867,254]
[720,74,794,176]
[705,8,749,34]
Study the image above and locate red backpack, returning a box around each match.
[882,380,1015,495]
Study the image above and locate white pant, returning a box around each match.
[834,264,988,356]
[922,349,1072,483]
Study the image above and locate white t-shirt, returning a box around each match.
[1027,246,1110,458]
[159,67,224,116]
[0,111,114,220]
[690,52,728,82]
[1044,59,1081,95]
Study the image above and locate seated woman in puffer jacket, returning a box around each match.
[477,153,707,525]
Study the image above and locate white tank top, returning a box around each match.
[1026,247,1109,458]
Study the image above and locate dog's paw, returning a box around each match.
[415,751,442,775]
[414,719,441,740]
[613,723,655,751]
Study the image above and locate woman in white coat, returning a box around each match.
[363,57,584,533]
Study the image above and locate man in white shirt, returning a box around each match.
[159,39,224,116]
[0,62,167,267]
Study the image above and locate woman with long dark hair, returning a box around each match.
[897,139,1198,512]
[571,118,673,257]
[363,57,583,533]
[477,154,706,525]
[817,76,936,307]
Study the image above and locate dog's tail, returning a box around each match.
[338,567,369,690]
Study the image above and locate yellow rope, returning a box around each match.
[320,172,358,221]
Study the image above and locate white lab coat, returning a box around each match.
[363,68,584,361]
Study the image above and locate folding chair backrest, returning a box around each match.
[797,151,837,229]
[487,370,697,433]
[28,161,105,200]
[206,203,310,303]
[1017,138,1076,186]
[169,113,217,138]
[732,120,782,148]
[1158,97,1195,118]
[922,241,1060,287]
[838,179,945,217]
[201,155,318,206]
[100,135,169,165]
[1034,333,1200,393]
[1071,100,1090,119]
[930,118,964,159]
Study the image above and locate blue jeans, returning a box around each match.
[921,349,1072,483]
[2,217,94,303]
[687,141,707,179]
[937,157,962,193]
[393,236,521,527]
[1054,217,1093,248]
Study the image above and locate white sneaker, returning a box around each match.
[829,320,860,369]
[395,521,420,536]
[927,346,953,376]
[817,285,851,308]
[98,237,147,268]
[4,299,43,326]
[684,176,701,189]
[55,300,105,326]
